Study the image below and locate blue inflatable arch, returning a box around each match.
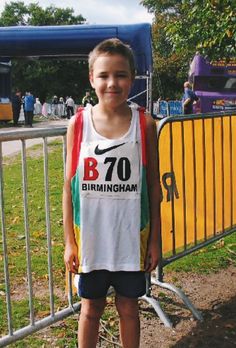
[0,23,153,109]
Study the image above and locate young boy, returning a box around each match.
[63,38,160,348]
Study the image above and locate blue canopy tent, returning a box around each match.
[0,23,153,110]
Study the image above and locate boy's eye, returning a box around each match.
[117,74,127,78]
[116,72,128,78]
[96,72,129,79]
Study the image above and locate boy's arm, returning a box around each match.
[144,114,161,272]
[63,117,79,274]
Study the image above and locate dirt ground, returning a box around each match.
[139,265,236,348]
[38,265,236,347]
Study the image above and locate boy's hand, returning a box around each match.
[145,242,159,273]
[64,242,79,274]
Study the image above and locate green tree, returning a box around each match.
[0,1,28,26]
[150,16,188,100]
[0,1,85,26]
[141,0,236,100]
[142,0,236,61]
[11,59,90,104]
[0,1,88,103]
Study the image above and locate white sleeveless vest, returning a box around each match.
[71,105,150,273]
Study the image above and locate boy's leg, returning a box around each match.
[115,295,140,348]
[78,297,106,348]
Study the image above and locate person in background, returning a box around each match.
[65,96,75,119]
[24,92,35,127]
[58,96,65,117]
[51,95,59,116]
[11,90,22,126]
[182,81,199,114]
[82,90,95,107]
[63,38,160,348]
[34,97,42,115]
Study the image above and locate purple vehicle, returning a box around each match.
[189,54,236,113]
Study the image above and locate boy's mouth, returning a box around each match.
[106,90,120,94]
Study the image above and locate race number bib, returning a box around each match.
[78,140,141,199]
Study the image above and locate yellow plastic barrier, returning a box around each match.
[0,103,13,121]
[158,114,236,255]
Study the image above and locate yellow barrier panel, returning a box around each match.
[158,115,236,255]
[0,103,13,121]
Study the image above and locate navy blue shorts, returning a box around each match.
[78,270,146,299]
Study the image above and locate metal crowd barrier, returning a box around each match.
[153,100,183,118]
[144,111,236,327]
[0,127,80,347]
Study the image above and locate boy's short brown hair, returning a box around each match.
[88,38,136,78]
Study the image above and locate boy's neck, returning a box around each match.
[94,102,130,118]
[91,103,132,139]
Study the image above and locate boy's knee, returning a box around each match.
[115,296,139,318]
[81,298,106,320]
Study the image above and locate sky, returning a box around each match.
[0,0,153,25]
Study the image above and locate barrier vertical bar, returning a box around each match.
[169,123,176,254]
[220,117,225,232]
[43,137,55,316]
[146,73,153,114]
[191,120,197,245]
[202,118,207,240]
[63,134,67,180]
[156,122,164,282]
[181,121,187,249]
[212,118,216,236]
[21,139,35,325]
[0,142,13,336]
[229,116,233,227]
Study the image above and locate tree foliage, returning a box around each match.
[0,1,90,103]
[0,1,85,26]
[150,15,188,100]
[11,59,89,104]
[142,0,236,61]
[141,0,236,99]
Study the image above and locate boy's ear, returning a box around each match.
[89,72,95,88]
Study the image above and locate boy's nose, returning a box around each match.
[107,77,116,87]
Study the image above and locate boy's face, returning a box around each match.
[89,53,134,108]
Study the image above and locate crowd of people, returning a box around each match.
[12,90,35,127]
[50,95,76,118]
[11,91,96,126]
[11,80,198,127]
